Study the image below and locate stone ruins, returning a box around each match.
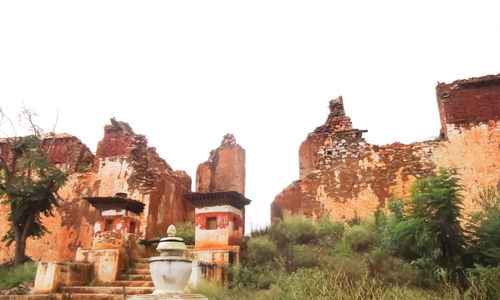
[272,73,500,222]
[0,72,498,297]
[0,120,248,296]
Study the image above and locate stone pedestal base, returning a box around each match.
[129,294,207,300]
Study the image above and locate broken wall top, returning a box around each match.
[437,73,500,137]
[311,96,363,135]
[196,133,246,195]
[0,133,94,174]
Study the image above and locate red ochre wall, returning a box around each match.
[196,134,246,196]
[272,74,500,222]
[195,209,244,250]
[0,120,194,264]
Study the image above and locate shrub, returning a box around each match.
[246,236,278,266]
[366,249,418,285]
[344,224,376,252]
[332,241,354,257]
[465,264,500,300]
[468,187,500,267]
[228,260,285,289]
[321,255,369,281]
[268,217,318,262]
[293,245,318,269]
[382,168,468,287]
[408,168,467,282]
[316,216,344,248]
[176,221,195,245]
[228,263,258,289]
[276,267,385,300]
[189,281,229,300]
[284,217,316,244]
[381,212,421,260]
[0,261,37,290]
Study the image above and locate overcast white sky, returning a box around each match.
[1,1,499,229]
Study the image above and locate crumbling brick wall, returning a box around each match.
[0,120,194,263]
[273,74,500,222]
[196,134,246,195]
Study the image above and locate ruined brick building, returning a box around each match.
[0,73,499,265]
[0,119,247,264]
[272,74,500,222]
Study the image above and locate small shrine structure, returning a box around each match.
[84,192,144,249]
[185,191,250,264]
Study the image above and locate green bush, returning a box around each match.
[332,241,354,257]
[189,281,230,300]
[468,187,500,267]
[381,213,421,261]
[176,221,195,245]
[246,236,278,266]
[366,249,418,285]
[344,224,376,252]
[270,217,316,246]
[407,168,467,283]
[320,255,369,281]
[292,245,318,269]
[190,281,282,300]
[316,216,344,248]
[0,261,37,290]
[228,260,285,289]
[276,267,384,300]
[228,263,257,288]
[465,264,500,300]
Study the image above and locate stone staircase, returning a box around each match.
[60,258,153,300]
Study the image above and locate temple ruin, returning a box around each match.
[0,72,498,297]
[272,73,500,222]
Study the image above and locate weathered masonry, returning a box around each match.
[0,124,249,267]
[272,74,500,222]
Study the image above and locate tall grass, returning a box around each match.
[210,206,500,300]
[0,261,37,290]
[191,270,444,300]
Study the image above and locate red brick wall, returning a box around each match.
[273,74,500,222]
[437,74,500,136]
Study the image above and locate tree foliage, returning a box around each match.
[468,187,500,266]
[382,168,468,286]
[0,109,67,266]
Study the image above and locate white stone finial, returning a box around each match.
[167,224,176,237]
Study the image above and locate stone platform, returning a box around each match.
[129,294,207,300]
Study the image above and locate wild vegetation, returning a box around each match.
[176,221,195,245]
[191,168,500,299]
[0,108,67,267]
[0,260,37,291]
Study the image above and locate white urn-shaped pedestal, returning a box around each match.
[130,225,206,299]
[150,225,192,294]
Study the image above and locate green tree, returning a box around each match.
[468,187,500,266]
[176,221,195,245]
[411,168,467,272]
[0,109,67,267]
[382,168,467,286]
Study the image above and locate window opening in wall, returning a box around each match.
[129,221,136,233]
[233,217,239,230]
[105,219,113,231]
[207,217,217,230]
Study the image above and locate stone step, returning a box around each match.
[119,274,152,281]
[128,268,150,275]
[61,286,154,295]
[134,258,150,264]
[111,280,154,287]
[133,263,150,270]
[0,295,64,300]
[60,294,124,300]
